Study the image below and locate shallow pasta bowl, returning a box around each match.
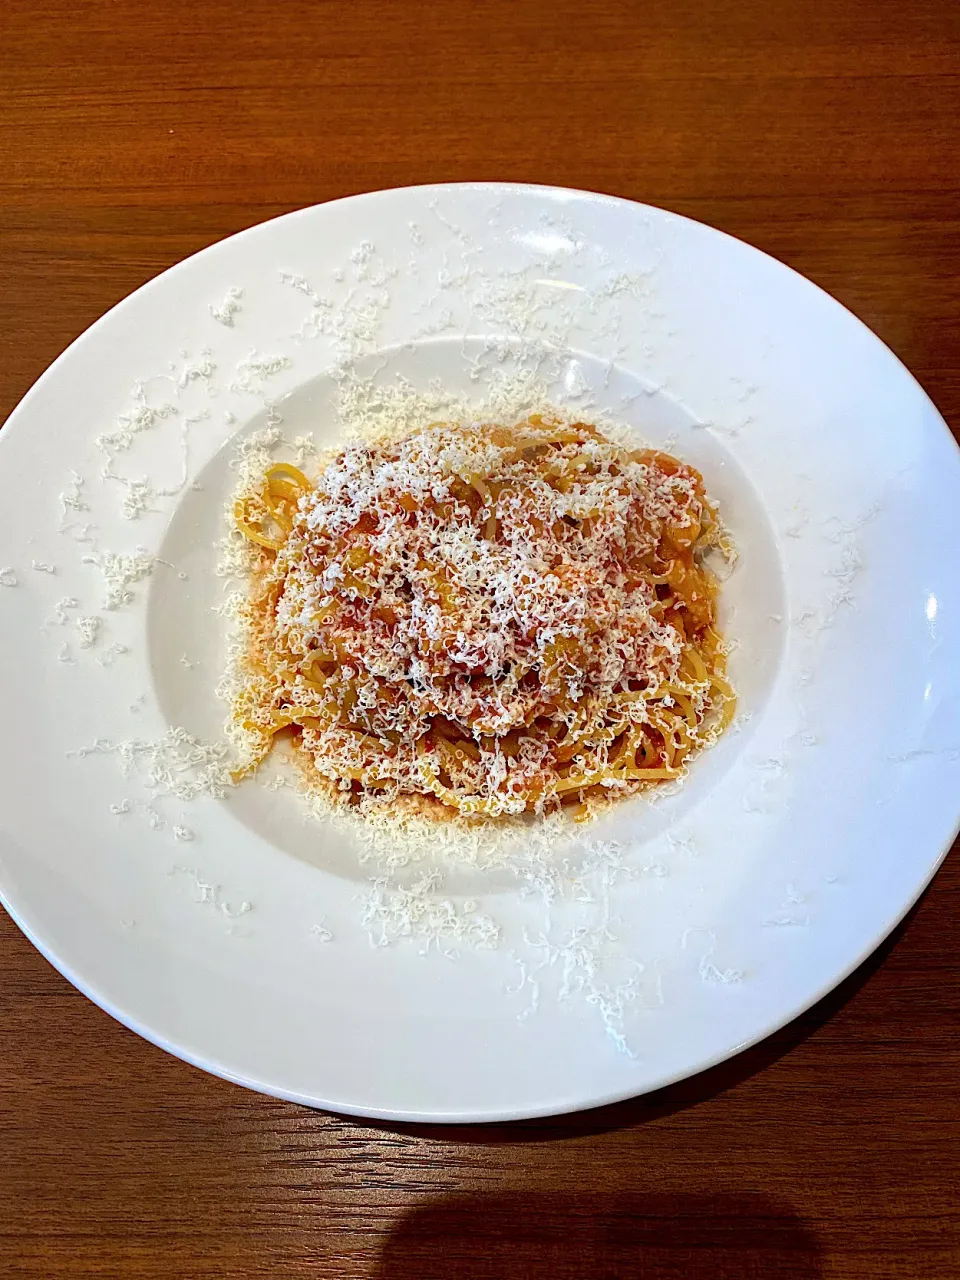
[0,182,958,1121]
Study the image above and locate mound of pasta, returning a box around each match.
[229,416,735,819]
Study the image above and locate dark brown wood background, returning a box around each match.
[2,0,959,1276]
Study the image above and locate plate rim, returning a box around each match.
[1,830,954,1123]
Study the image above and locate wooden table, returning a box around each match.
[2,0,959,1275]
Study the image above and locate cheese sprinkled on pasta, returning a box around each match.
[229,416,735,820]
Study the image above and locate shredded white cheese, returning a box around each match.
[76,616,101,649]
[82,550,154,610]
[69,727,234,801]
[231,350,292,395]
[49,597,79,625]
[175,351,216,391]
[97,643,129,667]
[209,287,244,327]
[170,866,251,918]
[361,874,499,955]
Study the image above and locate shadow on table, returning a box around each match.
[375,1191,822,1279]
[360,892,924,1144]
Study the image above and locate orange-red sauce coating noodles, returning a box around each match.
[230,417,735,820]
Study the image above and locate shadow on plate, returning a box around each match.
[375,1191,822,1279]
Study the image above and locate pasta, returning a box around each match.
[229,416,735,821]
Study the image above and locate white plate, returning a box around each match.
[1,183,958,1122]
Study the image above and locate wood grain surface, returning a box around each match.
[2,0,959,1276]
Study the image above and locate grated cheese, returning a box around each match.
[175,351,216,391]
[97,643,129,667]
[361,873,499,955]
[698,957,744,984]
[209,287,244,327]
[58,471,93,541]
[518,925,648,1056]
[70,728,234,801]
[76,616,101,649]
[231,350,292,395]
[82,550,155,610]
[170,866,252,918]
[49,596,79,625]
[225,410,729,821]
[96,383,178,459]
